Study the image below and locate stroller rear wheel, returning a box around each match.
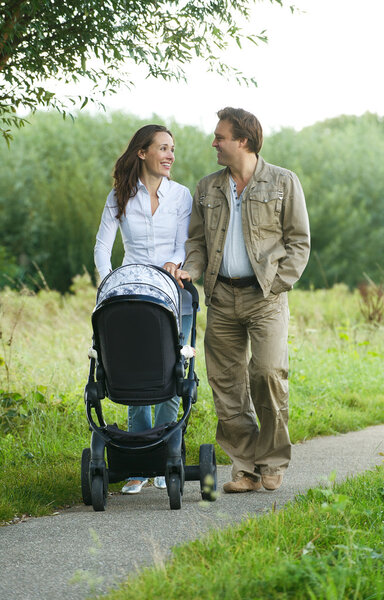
[199,444,217,501]
[168,473,182,510]
[81,448,92,505]
[91,472,108,511]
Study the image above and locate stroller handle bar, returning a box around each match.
[181,279,199,307]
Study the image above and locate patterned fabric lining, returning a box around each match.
[95,264,180,328]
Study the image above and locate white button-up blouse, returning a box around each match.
[94,177,193,313]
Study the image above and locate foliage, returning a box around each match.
[0,389,27,432]
[0,387,46,433]
[0,0,276,143]
[263,112,384,289]
[0,244,21,286]
[358,277,384,325]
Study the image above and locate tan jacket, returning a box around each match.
[184,155,310,304]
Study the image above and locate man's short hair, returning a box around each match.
[217,107,263,155]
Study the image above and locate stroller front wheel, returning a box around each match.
[91,473,108,511]
[168,473,182,510]
[199,444,217,501]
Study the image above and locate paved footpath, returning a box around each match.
[1,425,383,600]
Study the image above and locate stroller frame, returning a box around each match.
[81,266,217,511]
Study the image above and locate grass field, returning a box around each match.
[0,274,383,523]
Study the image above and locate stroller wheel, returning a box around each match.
[199,444,217,501]
[81,448,92,505]
[91,472,108,512]
[168,473,182,510]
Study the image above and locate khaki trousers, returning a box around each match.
[204,281,291,480]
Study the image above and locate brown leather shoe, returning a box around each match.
[261,474,283,490]
[223,475,262,493]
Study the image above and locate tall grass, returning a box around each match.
[288,285,384,440]
[0,276,383,521]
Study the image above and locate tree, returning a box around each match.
[263,113,384,289]
[0,0,284,143]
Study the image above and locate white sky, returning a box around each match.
[77,0,384,134]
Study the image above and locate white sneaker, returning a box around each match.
[154,476,167,490]
[121,479,148,494]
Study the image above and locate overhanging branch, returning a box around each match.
[0,0,30,71]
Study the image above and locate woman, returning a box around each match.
[94,124,193,494]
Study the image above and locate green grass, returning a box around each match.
[287,287,384,441]
[0,276,384,522]
[96,467,384,600]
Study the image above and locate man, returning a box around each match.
[177,107,310,493]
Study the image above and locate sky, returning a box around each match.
[73,0,384,134]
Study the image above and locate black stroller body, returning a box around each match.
[81,264,217,511]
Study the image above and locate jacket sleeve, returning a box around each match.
[183,182,208,281]
[270,172,310,294]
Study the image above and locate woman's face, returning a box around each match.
[139,131,175,178]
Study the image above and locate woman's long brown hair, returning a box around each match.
[113,124,173,220]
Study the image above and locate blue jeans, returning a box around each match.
[128,313,193,432]
[126,314,193,482]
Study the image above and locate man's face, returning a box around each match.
[212,119,242,166]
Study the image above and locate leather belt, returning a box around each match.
[217,274,259,288]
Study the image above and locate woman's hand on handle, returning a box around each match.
[162,262,179,278]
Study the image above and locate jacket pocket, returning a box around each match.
[249,191,282,238]
[199,196,223,230]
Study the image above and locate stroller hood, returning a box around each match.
[96,264,181,329]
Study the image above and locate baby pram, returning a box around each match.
[81,264,217,511]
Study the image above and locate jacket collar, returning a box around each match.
[249,155,272,186]
[212,168,230,190]
[211,155,271,191]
